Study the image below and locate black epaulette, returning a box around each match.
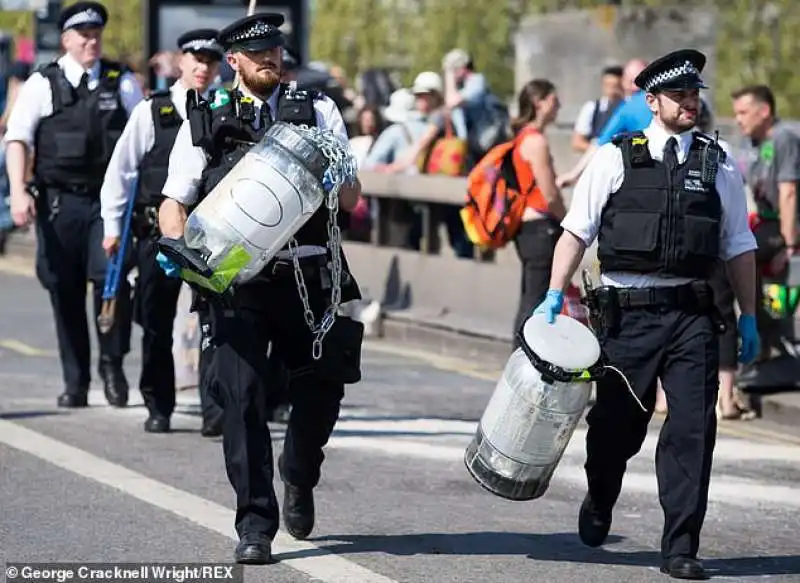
[611,130,646,147]
[149,91,182,129]
[148,89,171,99]
[614,131,652,167]
[39,62,76,110]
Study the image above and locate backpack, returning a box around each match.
[459,131,536,250]
[469,93,512,159]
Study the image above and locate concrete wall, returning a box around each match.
[514,6,719,123]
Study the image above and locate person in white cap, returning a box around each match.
[362,78,447,171]
[379,70,465,174]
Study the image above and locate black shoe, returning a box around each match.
[99,357,128,407]
[144,415,170,433]
[269,403,291,424]
[283,482,315,540]
[201,416,223,437]
[57,392,88,408]
[234,534,272,564]
[660,557,708,580]
[578,494,612,548]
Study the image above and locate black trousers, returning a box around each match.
[203,259,363,539]
[34,190,132,392]
[132,236,183,418]
[198,309,223,426]
[708,262,738,370]
[512,218,562,346]
[585,306,719,560]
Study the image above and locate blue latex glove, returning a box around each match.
[322,169,335,193]
[156,251,181,278]
[737,313,760,365]
[533,289,564,324]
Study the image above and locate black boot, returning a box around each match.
[234,534,272,564]
[144,414,170,433]
[578,494,612,548]
[660,557,708,580]
[98,356,128,407]
[57,390,88,408]
[201,413,223,437]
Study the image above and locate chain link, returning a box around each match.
[284,122,358,360]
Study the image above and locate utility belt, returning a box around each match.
[190,251,338,311]
[131,205,161,240]
[27,180,99,220]
[260,252,335,287]
[585,281,726,335]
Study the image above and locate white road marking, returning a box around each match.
[0,419,398,583]
[0,339,57,357]
[324,433,800,510]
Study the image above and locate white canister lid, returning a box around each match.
[522,313,601,373]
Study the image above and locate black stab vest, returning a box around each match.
[34,59,129,192]
[597,131,723,279]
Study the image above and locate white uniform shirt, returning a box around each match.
[100,81,210,238]
[3,53,144,149]
[561,120,757,288]
[162,84,348,207]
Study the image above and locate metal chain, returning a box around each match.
[285,122,357,360]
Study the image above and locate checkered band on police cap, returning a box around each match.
[227,21,278,44]
[62,8,104,31]
[645,60,701,92]
[181,38,223,54]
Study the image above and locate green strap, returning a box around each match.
[179,244,251,293]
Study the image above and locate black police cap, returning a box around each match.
[177,28,223,60]
[218,13,285,53]
[58,1,108,32]
[634,49,708,94]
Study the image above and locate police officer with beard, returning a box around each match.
[156,13,364,564]
[4,2,144,408]
[100,29,223,433]
[534,49,759,580]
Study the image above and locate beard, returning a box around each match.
[240,65,281,96]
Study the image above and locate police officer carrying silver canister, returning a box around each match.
[99,29,223,433]
[534,49,760,580]
[156,13,364,564]
[4,2,144,408]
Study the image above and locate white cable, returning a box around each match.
[602,364,647,413]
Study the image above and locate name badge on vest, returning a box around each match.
[97,90,118,111]
[684,177,708,193]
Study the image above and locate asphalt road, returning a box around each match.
[1,255,800,583]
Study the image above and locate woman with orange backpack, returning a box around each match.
[507,80,568,346]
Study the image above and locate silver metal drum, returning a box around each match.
[182,121,330,290]
[464,313,601,501]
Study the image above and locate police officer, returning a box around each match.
[156,13,364,564]
[99,29,223,432]
[534,49,759,580]
[4,2,144,408]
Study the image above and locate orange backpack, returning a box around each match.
[459,133,535,250]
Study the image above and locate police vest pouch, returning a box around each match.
[175,121,357,294]
[465,313,603,501]
[54,131,89,167]
[312,316,364,384]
